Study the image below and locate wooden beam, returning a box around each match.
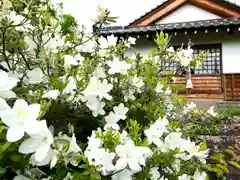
[189,0,240,17]
[127,0,240,27]
[128,0,187,27]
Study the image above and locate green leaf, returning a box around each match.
[0,167,6,175]
[225,149,240,161]
[200,140,207,150]
[216,164,228,173]
[19,38,25,49]
[210,154,227,166]
[229,161,240,169]
[90,172,101,180]
[0,126,5,134]
[43,15,51,25]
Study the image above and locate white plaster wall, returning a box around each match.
[222,39,240,73]
[126,31,240,73]
[156,4,220,24]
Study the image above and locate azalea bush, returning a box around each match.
[181,102,225,137]
[0,0,229,179]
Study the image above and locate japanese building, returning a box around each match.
[100,0,240,101]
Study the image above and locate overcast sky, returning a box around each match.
[61,0,240,28]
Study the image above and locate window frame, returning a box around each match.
[160,44,222,76]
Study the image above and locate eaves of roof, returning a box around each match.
[126,0,240,27]
[100,18,240,36]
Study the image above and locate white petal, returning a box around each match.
[0,109,16,127]
[35,143,51,162]
[13,99,28,109]
[0,91,16,98]
[6,126,25,142]
[19,138,40,154]
[0,97,10,112]
[42,90,60,100]
[128,158,142,172]
[27,104,40,120]
[50,153,58,169]
[115,158,128,171]
[13,175,30,180]
[24,120,41,135]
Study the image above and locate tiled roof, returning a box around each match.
[100,18,240,35]
[127,0,240,27]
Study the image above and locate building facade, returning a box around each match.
[100,0,240,101]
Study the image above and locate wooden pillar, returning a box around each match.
[223,74,226,100]
[231,74,234,100]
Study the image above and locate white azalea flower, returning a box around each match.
[115,139,152,172]
[126,37,136,48]
[193,170,207,180]
[130,75,144,90]
[26,67,45,84]
[150,167,161,180]
[30,147,58,168]
[178,174,191,180]
[9,11,25,26]
[98,35,118,48]
[82,77,113,100]
[0,99,40,142]
[177,48,194,67]
[0,70,19,98]
[183,102,196,114]
[0,97,10,112]
[179,139,209,164]
[85,134,115,176]
[85,96,105,117]
[104,111,120,130]
[44,34,65,52]
[165,88,172,95]
[67,134,81,153]
[85,147,115,175]
[167,46,175,53]
[155,82,164,94]
[63,76,77,95]
[128,37,136,45]
[79,38,96,52]
[107,35,118,46]
[164,132,183,150]
[64,55,78,70]
[93,66,106,78]
[87,132,103,149]
[144,117,169,147]
[19,120,54,162]
[124,89,136,102]
[207,106,217,117]
[42,90,60,100]
[111,169,133,180]
[13,175,30,180]
[74,54,84,64]
[113,103,129,120]
[107,58,131,75]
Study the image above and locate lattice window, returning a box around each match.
[160,44,221,75]
[161,60,177,72]
[192,46,221,75]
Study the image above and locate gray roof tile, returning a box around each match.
[100,18,240,35]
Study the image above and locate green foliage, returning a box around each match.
[0,0,239,179]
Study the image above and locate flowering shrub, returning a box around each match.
[0,0,226,179]
[181,102,225,136]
